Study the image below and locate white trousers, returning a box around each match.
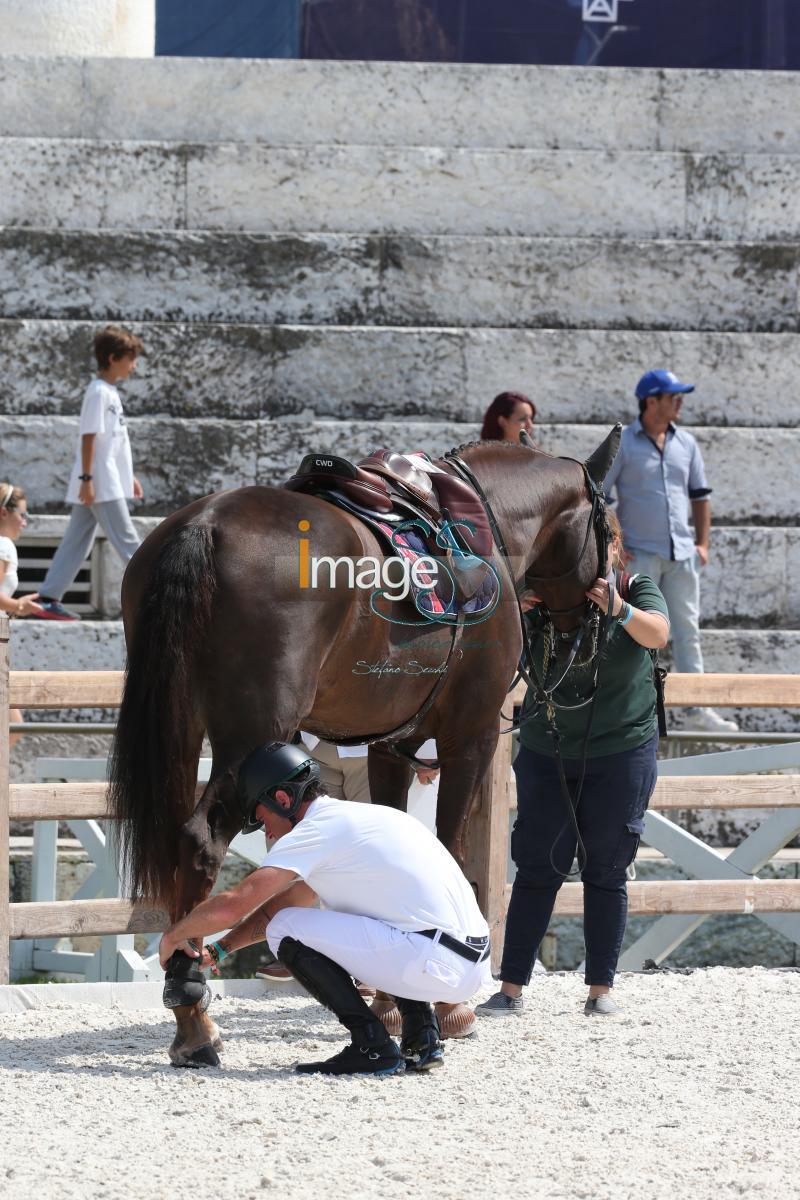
[266,907,491,1003]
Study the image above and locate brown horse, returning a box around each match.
[109,430,619,1065]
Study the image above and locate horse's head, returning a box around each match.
[522,425,621,657]
[443,425,621,663]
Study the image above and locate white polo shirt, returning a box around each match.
[263,796,486,940]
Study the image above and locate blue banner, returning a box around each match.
[156,0,800,71]
[156,0,301,58]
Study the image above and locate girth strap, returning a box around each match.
[312,612,465,751]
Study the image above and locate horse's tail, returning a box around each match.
[109,522,216,906]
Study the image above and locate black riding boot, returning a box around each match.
[393,997,444,1071]
[277,937,404,1076]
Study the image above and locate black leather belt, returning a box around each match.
[418,929,491,963]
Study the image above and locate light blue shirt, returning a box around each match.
[603,419,711,561]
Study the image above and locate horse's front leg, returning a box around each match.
[429,723,501,1041]
[434,723,501,870]
[367,742,414,810]
[363,742,417,1033]
[163,771,240,1068]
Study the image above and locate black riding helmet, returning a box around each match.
[238,741,321,833]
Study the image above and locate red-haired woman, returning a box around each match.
[480,391,536,443]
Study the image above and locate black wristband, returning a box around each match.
[78,474,93,482]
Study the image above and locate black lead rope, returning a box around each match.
[545,582,614,876]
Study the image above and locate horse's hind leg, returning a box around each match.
[165,699,313,1067]
[166,959,223,1069]
[165,767,242,1068]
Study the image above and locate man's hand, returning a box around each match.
[159,930,200,969]
[695,544,709,568]
[133,476,144,500]
[414,764,439,786]
[198,945,215,971]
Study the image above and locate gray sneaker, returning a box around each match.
[584,995,620,1016]
[685,707,739,733]
[475,991,524,1017]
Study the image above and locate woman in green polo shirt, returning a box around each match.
[477,512,670,1019]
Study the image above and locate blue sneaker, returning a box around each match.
[23,599,81,621]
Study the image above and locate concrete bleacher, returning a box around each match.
[1,56,798,738]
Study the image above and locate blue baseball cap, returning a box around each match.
[635,369,695,401]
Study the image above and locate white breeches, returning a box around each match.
[266,907,491,1003]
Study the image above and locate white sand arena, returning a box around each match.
[1,969,797,1200]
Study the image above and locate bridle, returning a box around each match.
[520,465,614,708]
[444,450,613,712]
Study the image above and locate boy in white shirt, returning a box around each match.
[30,326,144,620]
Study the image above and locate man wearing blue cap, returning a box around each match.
[603,369,737,733]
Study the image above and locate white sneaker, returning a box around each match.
[685,707,739,733]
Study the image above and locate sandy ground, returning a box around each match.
[1,969,798,1200]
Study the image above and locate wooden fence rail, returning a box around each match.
[10,899,169,941]
[510,674,800,707]
[9,782,207,822]
[3,610,800,984]
[509,774,800,810]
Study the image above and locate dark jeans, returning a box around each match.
[501,734,658,988]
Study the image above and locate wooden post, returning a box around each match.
[0,615,10,984]
[463,723,512,973]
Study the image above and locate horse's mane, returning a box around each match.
[447,437,522,454]
[444,438,556,459]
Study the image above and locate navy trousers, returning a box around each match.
[501,734,658,988]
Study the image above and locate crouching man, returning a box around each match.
[159,741,491,1077]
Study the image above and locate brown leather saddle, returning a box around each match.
[284,449,492,560]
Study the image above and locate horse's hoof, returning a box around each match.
[169,1041,221,1069]
[435,1002,477,1040]
[369,996,401,1036]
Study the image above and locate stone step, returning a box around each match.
[2,58,799,155]
[18,515,800,629]
[1,230,796,333]
[2,138,799,240]
[2,416,798,525]
[8,621,799,734]
[1,317,797,427]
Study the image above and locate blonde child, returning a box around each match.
[0,482,44,744]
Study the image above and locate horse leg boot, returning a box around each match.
[434,1001,477,1040]
[369,990,402,1035]
[276,937,404,1076]
[163,949,221,1068]
[393,997,444,1072]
